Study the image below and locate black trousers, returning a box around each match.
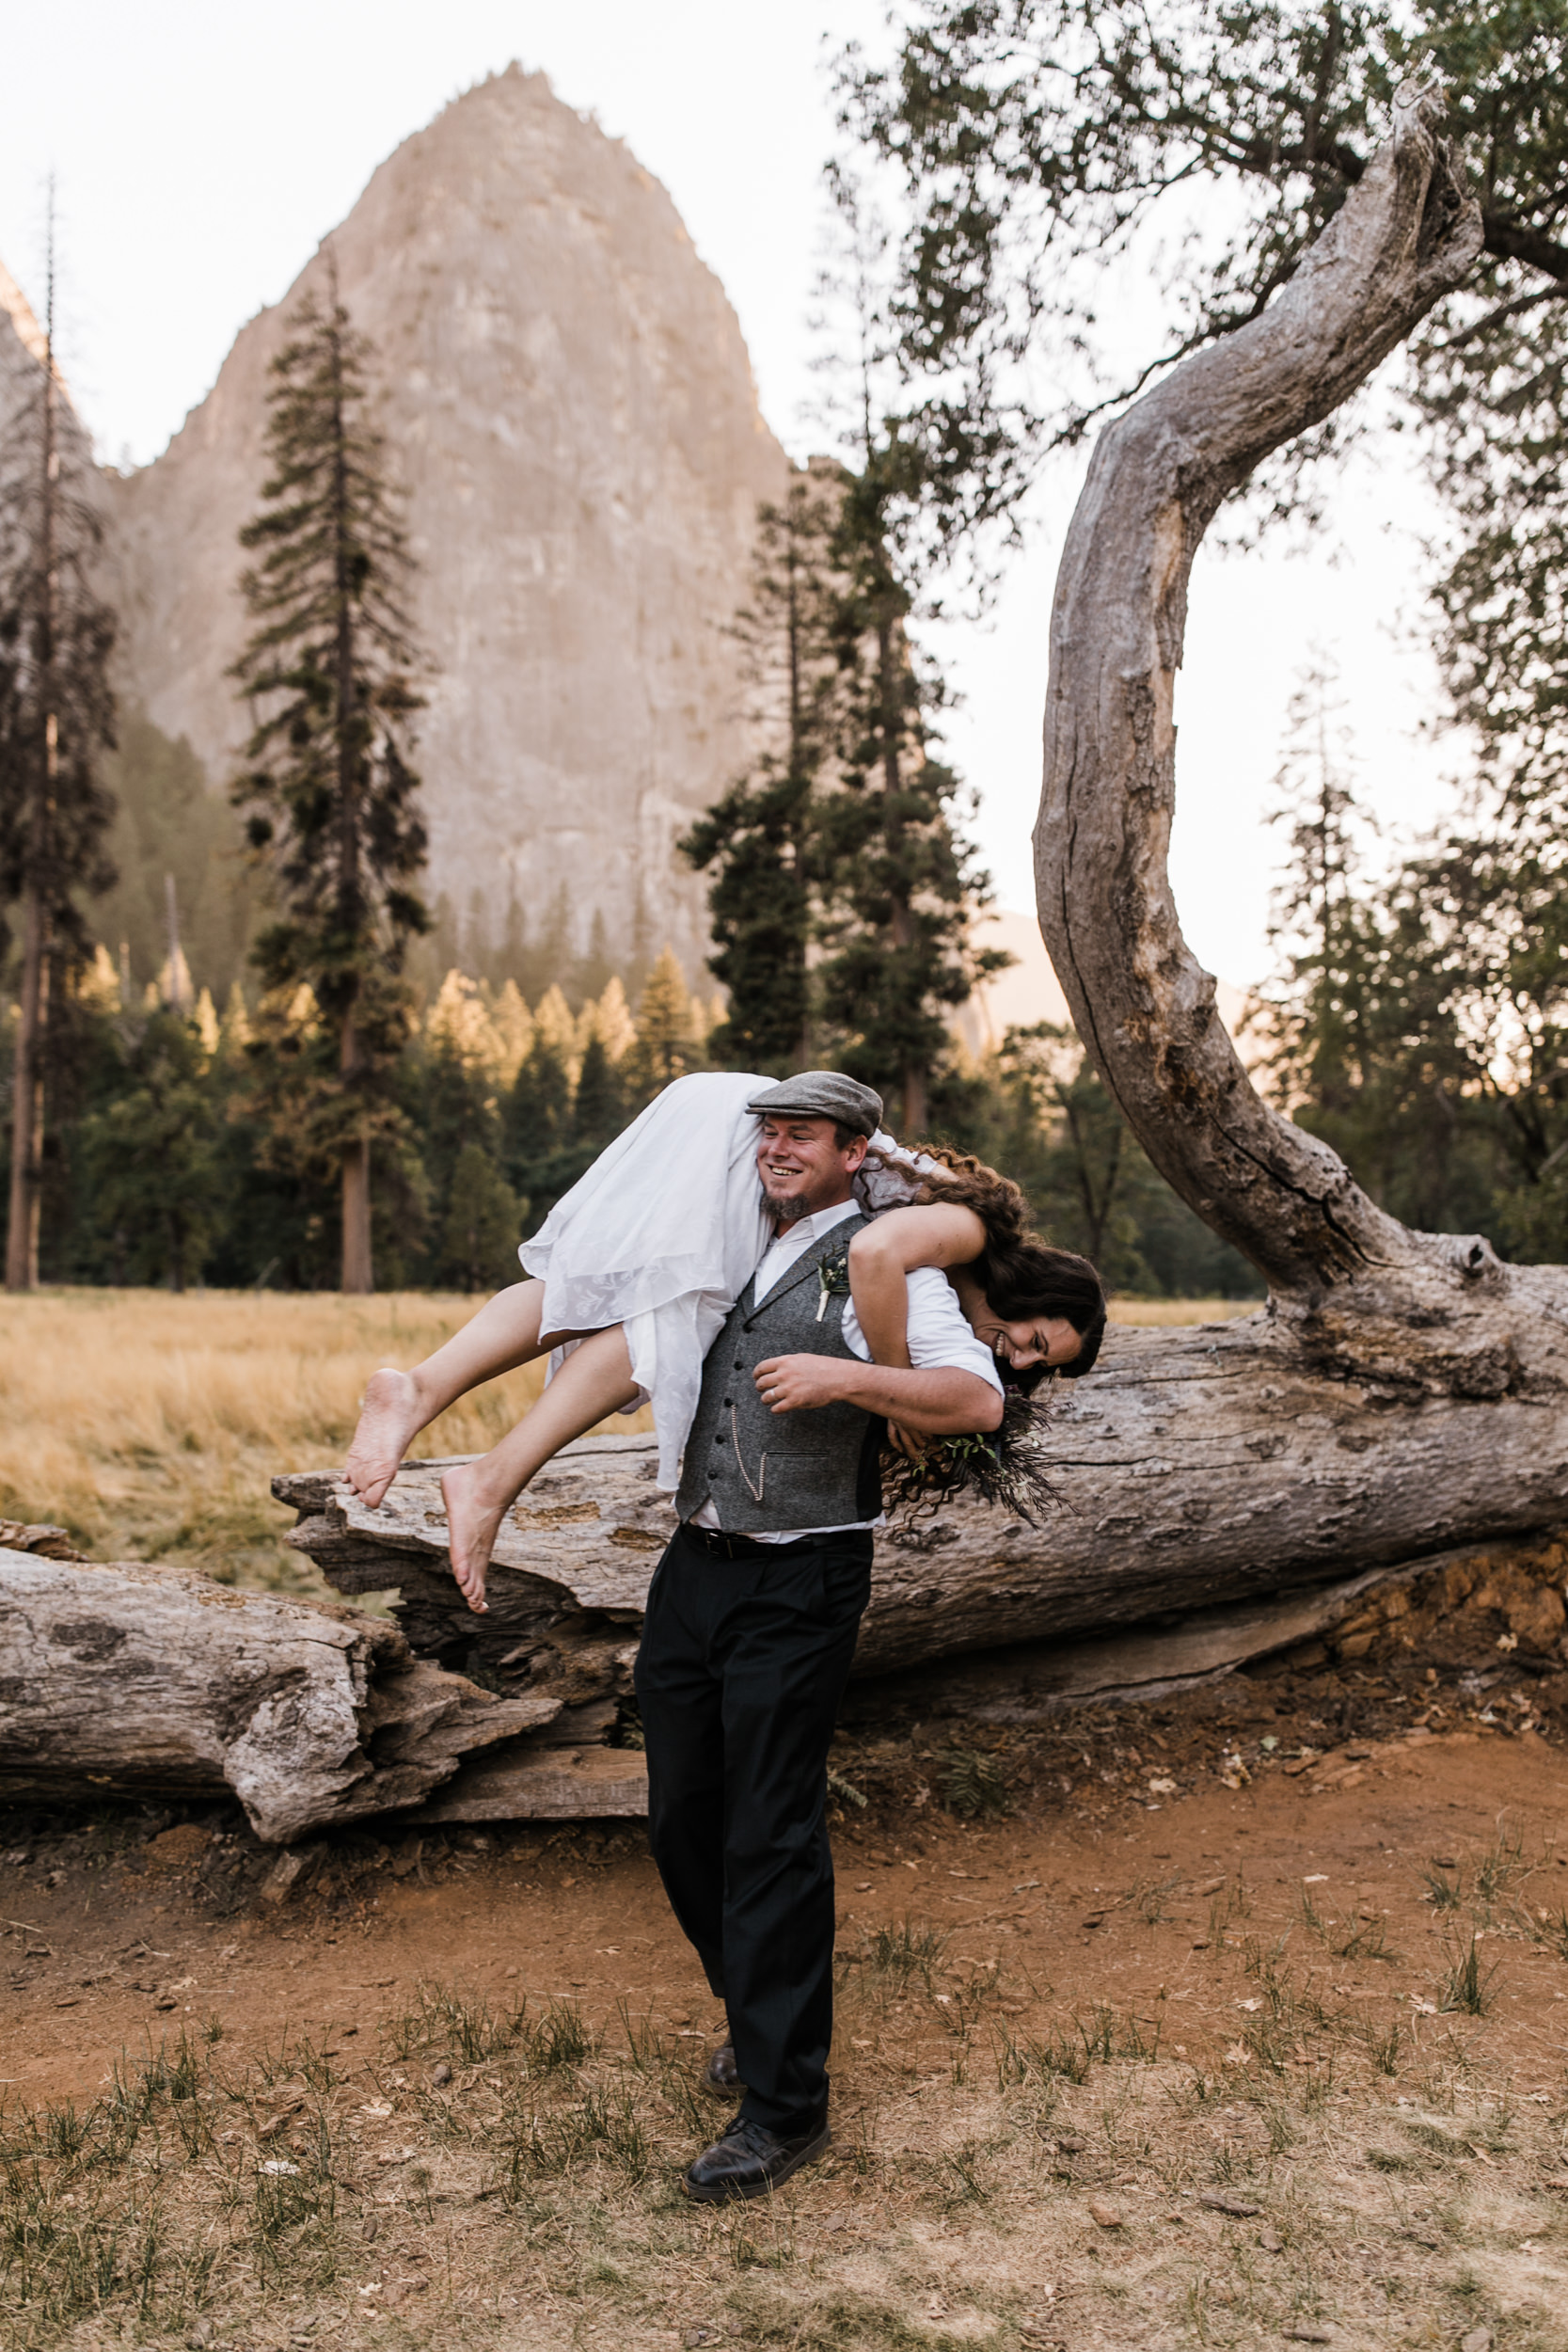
[634,1519,874,2137]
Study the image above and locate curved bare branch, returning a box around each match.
[1036,85,1486,1344]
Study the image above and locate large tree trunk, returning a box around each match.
[5,884,46,1290]
[276,1404,1568,1691]
[341,1128,373,1295]
[1034,89,1568,1496]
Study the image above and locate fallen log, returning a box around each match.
[277,1302,1568,1686]
[0,1551,562,1842]
[6,1502,1561,1837]
[264,1444,1568,1821]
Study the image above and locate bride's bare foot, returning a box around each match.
[344,1368,426,1509]
[440,1461,510,1614]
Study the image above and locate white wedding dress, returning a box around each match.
[517,1071,927,1486]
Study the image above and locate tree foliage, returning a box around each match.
[77,1007,229,1291]
[230,268,429,1291]
[682,472,842,1073]
[1254,651,1566,1256]
[0,221,118,1288]
[841,1,1568,548]
[811,442,1008,1133]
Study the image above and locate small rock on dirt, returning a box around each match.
[1259,2227,1285,2252]
[260,1850,308,1903]
[1283,2331,1335,2345]
[431,2061,452,2087]
[1088,2200,1125,2229]
[1200,2191,1262,2217]
[1459,2332,1492,2352]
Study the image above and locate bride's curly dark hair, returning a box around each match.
[864,1139,1108,1388]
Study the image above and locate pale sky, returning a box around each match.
[3,0,1460,993]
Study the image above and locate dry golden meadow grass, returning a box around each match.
[1105,1297,1256,1327]
[0,1289,1243,1591]
[0,1287,651,1597]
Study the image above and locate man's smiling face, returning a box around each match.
[755,1115,868,1226]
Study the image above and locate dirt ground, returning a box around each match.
[4,1643,1568,2352]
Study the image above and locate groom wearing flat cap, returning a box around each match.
[635,1071,1004,2201]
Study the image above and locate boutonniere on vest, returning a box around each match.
[815,1253,852,1321]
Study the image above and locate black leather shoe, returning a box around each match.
[703,2040,744,2098]
[686,2114,831,2203]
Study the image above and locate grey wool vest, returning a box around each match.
[675,1212,883,1534]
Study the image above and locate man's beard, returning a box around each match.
[761,1184,810,1224]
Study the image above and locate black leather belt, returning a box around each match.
[680,1522,821,1561]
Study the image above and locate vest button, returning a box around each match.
[734,1359,743,1368]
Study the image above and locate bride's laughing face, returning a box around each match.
[972,1309,1084,1373]
[755,1116,867,1223]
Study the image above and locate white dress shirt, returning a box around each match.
[689,1195,1004,1540]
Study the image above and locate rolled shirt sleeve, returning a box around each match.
[841,1268,1004,1400]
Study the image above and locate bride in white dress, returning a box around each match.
[342,1070,1102,1610]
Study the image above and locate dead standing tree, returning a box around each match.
[1036,86,1568,1572]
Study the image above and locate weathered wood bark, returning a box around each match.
[276,1412,1568,1690]
[1035,87,1568,1535]
[0,1550,562,1841]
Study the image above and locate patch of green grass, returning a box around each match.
[1335,1913,1397,1964]
[1438,1937,1497,2017]
[1364,2018,1403,2074]
[940,1746,1011,1820]
[1473,1825,1529,1911]
[859,1915,949,1990]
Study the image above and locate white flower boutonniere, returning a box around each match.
[816,1252,851,1321]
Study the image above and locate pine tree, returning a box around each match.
[574,908,616,1006]
[77,1006,230,1291]
[230,261,429,1293]
[682,469,842,1071]
[0,202,118,1288]
[572,1030,625,1153]
[809,181,1009,1136]
[503,1029,573,1229]
[626,946,701,1100]
[1260,657,1384,1126]
[439,1139,522,1293]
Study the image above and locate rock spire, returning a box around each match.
[105,67,789,973]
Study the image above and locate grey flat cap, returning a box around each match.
[746,1070,884,1137]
